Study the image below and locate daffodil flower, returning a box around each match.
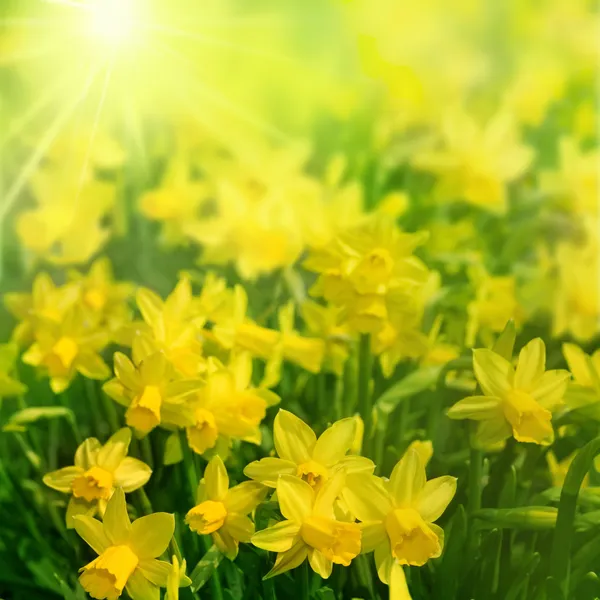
[343,449,456,596]
[0,343,27,398]
[43,428,151,527]
[22,306,110,393]
[447,338,571,447]
[252,470,361,578]
[73,488,190,600]
[103,352,201,436]
[185,455,267,558]
[244,410,374,489]
[166,555,190,600]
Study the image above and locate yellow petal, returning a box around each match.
[97,428,132,472]
[212,528,239,560]
[473,349,513,398]
[474,417,511,450]
[103,488,132,544]
[337,455,375,475]
[389,449,426,507]
[389,562,412,600]
[515,338,546,390]
[76,352,111,381]
[531,370,570,410]
[277,475,314,522]
[312,418,355,466]
[308,549,333,579]
[374,541,393,584]
[360,521,387,554]
[243,457,297,487]
[130,513,175,559]
[138,559,172,587]
[343,474,392,521]
[416,476,457,523]
[66,496,97,529]
[125,569,160,600]
[252,520,301,552]
[224,513,255,542]
[447,396,502,420]
[73,515,111,555]
[114,352,140,390]
[314,469,346,517]
[563,343,593,387]
[74,438,101,469]
[204,455,229,501]
[113,457,153,492]
[264,541,309,579]
[273,410,316,464]
[43,466,83,493]
[225,481,267,515]
[137,288,164,328]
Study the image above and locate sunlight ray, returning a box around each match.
[0,62,102,222]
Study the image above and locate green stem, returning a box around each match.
[298,560,310,600]
[357,334,373,456]
[334,372,344,421]
[60,393,83,444]
[137,487,153,516]
[100,382,121,433]
[466,436,483,557]
[140,435,154,470]
[179,430,198,505]
[202,535,224,600]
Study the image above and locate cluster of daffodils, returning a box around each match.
[4,258,132,393]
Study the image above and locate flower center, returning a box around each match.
[301,515,361,566]
[502,389,553,445]
[296,460,328,489]
[350,248,394,294]
[126,385,162,434]
[71,466,114,502]
[186,500,227,534]
[79,545,138,600]
[186,408,218,454]
[385,507,440,566]
[52,336,79,368]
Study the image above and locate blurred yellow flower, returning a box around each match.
[43,428,151,527]
[0,343,27,398]
[186,456,266,558]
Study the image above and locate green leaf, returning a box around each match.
[546,576,566,600]
[474,507,557,530]
[504,553,540,600]
[314,587,336,600]
[190,544,223,592]
[574,572,600,600]
[5,407,75,430]
[375,366,441,414]
[498,466,517,508]
[492,320,516,361]
[436,504,467,598]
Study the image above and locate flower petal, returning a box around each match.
[389,562,411,600]
[130,513,175,559]
[532,370,570,410]
[343,474,392,521]
[389,449,426,507]
[515,338,546,391]
[43,466,82,493]
[417,476,457,523]
[314,469,346,517]
[74,438,101,469]
[224,481,267,515]
[312,418,355,466]
[72,515,111,555]
[563,343,593,387]
[374,541,393,584]
[273,410,316,464]
[360,521,387,554]
[126,569,160,600]
[264,541,309,579]
[96,427,132,472]
[224,513,254,542]
[474,417,511,450]
[447,396,502,420]
[114,352,141,390]
[252,520,301,552]
[277,475,314,522]
[113,457,153,492]
[337,455,375,475]
[204,456,229,501]
[76,352,111,381]
[473,348,513,398]
[243,457,297,487]
[103,488,131,545]
[66,496,97,529]
[308,549,333,579]
[138,559,172,587]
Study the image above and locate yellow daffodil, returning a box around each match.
[343,449,456,596]
[447,338,570,447]
[412,109,533,214]
[103,352,201,436]
[562,343,600,416]
[186,455,267,558]
[166,555,190,600]
[0,343,27,397]
[252,470,361,578]
[5,272,80,346]
[73,488,190,600]
[244,410,374,489]
[43,428,151,527]
[134,277,206,377]
[304,217,429,334]
[547,451,589,489]
[22,306,110,393]
[186,353,279,455]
